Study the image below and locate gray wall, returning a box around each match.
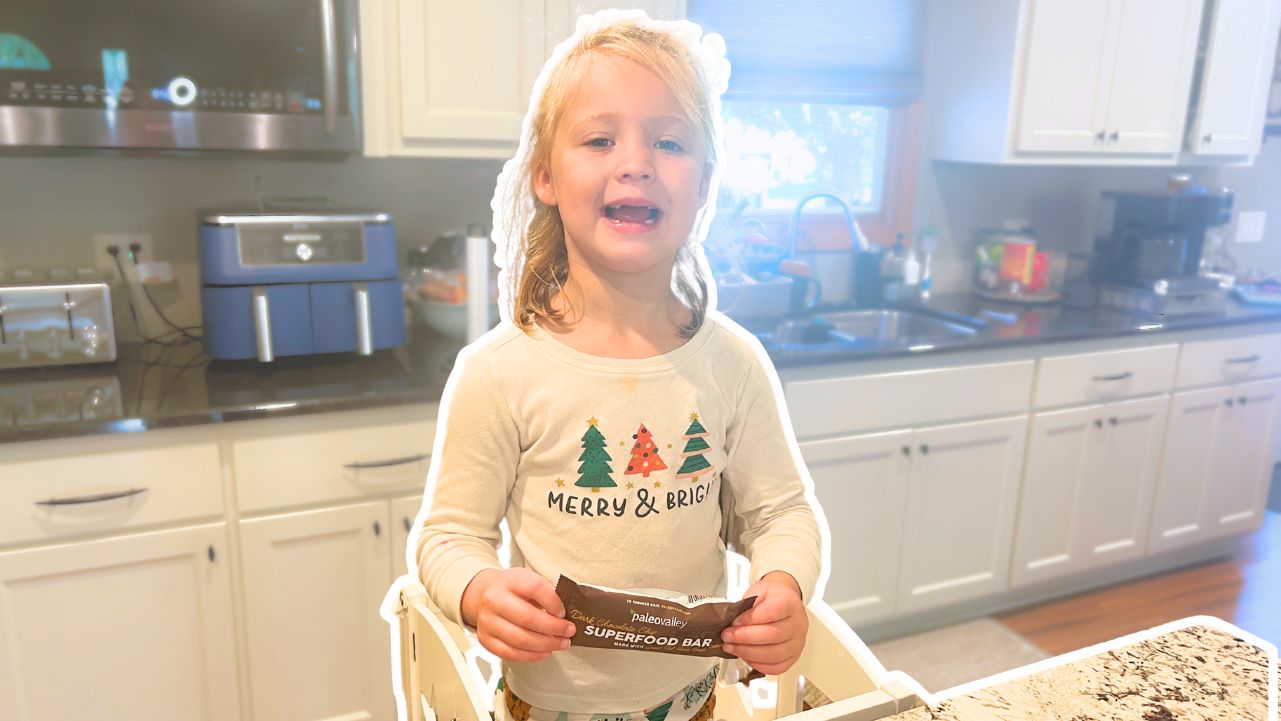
[0,154,500,341]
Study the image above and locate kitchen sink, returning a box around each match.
[766,308,980,351]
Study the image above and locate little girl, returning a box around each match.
[415,10,826,721]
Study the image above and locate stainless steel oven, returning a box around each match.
[0,0,361,153]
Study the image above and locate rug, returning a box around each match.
[867,617,1050,694]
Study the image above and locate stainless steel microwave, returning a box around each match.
[0,0,361,153]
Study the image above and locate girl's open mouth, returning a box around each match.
[601,204,663,233]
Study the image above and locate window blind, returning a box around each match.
[686,0,924,106]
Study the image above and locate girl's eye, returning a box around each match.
[586,138,613,148]
[656,139,683,152]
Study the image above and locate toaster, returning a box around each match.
[199,210,406,362]
[0,281,117,370]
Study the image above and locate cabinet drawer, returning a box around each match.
[235,418,436,513]
[0,443,223,548]
[1034,345,1177,408]
[1176,333,1281,389]
[785,360,1034,439]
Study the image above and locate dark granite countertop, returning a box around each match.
[752,293,1281,368]
[3,294,1281,444]
[0,327,465,445]
[888,624,1274,720]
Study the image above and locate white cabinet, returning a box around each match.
[896,415,1028,613]
[363,0,683,157]
[798,430,911,625]
[1150,378,1281,552]
[1013,395,1167,586]
[0,524,240,721]
[240,502,395,721]
[1015,0,1201,156]
[928,0,1218,164]
[1186,0,1281,157]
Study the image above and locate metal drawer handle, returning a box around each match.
[919,443,930,456]
[901,445,911,457]
[344,453,429,470]
[36,487,148,506]
[373,521,382,537]
[1093,371,1133,382]
[1094,419,1103,428]
[1225,355,1260,364]
[403,517,412,532]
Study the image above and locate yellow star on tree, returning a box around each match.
[554,478,565,487]
[688,411,700,422]
[587,416,599,427]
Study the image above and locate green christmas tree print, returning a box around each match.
[576,416,616,492]
[644,701,672,721]
[675,412,715,481]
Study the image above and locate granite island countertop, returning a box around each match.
[887,623,1276,721]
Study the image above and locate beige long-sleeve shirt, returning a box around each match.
[415,311,825,712]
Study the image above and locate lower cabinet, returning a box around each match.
[0,524,240,721]
[1149,378,1281,553]
[240,502,397,721]
[1011,395,1168,586]
[799,429,911,625]
[803,415,1028,622]
[896,415,1028,614]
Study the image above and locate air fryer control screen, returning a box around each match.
[237,223,366,266]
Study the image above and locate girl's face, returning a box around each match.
[534,53,711,280]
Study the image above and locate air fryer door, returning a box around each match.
[309,280,406,355]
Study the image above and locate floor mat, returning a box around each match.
[868,617,1050,694]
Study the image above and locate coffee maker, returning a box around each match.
[1093,189,1234,315]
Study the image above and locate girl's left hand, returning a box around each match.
[721,571,808,675]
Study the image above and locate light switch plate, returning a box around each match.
[1236,211,1266,244]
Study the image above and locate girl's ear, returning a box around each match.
[697,161,713,208]
[534,164,558,206]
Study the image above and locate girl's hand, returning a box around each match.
[461,568,577,663]
[721,571,808,676]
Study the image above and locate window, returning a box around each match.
[689,0,924,245]
[720,101,890,213]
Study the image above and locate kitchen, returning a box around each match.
[1,1,1279,720]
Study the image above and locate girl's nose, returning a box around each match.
[615,142,655,182]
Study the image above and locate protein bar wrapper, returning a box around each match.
[555,575,756,658]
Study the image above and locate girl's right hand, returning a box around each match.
[461,568,577,662]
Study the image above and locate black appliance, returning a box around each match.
[1093,189,1235,315]
[0,0,360,153]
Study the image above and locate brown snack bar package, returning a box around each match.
[555,575,756,658]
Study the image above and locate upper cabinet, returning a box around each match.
[927,0,1281,165]
[363,0,685,158]
[1185,0,1281,157]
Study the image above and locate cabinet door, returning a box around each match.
[241,502,393,721]
[798,429,911,626]
[1149,386,1226,553]
[1077,394,1167,567]
[1188,0,1281,155]
[1010,404,1104,587]
[0,524,239,721]
[1204,378,1281,539]
[1014,0,1117,153]
[1102,0,1202,154]
[391,494,425,578]
[397,0,548,143]
[897,415,1028,613]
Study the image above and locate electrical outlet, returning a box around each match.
[1236,211,1266,244]
[93,233,154,279]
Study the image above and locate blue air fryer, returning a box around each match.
[199,210,406,362]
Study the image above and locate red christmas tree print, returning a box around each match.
[624,423,668,478]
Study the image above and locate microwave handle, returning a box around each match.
[252,287,275,363]
[319,0,339,133]
[354,283,374,356]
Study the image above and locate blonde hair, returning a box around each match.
[504,17,723,339]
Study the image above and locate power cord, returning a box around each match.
[108,244,202,344]
[128,242,203,342]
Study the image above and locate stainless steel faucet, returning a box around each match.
[786,192,872,257]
